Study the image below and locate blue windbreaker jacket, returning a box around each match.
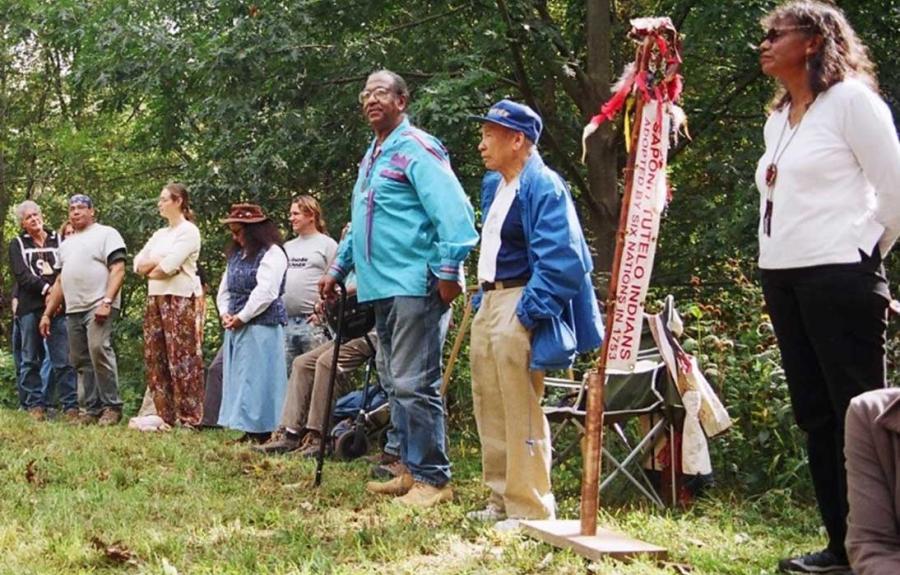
[479,151,604,370]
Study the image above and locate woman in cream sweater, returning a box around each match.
[134,183,205,427]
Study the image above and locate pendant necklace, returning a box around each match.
[763,100,810,236]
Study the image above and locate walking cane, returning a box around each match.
[314,281,347,487]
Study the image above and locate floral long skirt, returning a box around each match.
[143,295,205,426]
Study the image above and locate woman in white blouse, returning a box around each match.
[216,203,288,442]
[134,183,205,427]
[755,2,900,573]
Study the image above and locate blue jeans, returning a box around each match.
[12,317,25,406]
[17,311,77,410]
[373,281,451,486]
[284,315,331,375]
[12,318,51,407]
[374,348,401,456]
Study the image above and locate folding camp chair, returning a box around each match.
[544,302,684,508]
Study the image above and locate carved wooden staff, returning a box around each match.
[579,33,661,536]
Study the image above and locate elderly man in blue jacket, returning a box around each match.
[467,100,604,529]
[321,70,478,507]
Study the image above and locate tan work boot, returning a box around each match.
[62,408,81,424]
[97,408,122,427]
[78,412,99,425]
[365,472,413,496]
[394,481,453,508]
[27,407,47,421]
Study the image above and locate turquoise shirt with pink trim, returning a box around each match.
[329,117,478,302]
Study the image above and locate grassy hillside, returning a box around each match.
[0,409,823,574]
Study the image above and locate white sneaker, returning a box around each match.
[466,504,506,522]
[493,518,522,533]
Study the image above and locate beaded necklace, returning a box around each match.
[763,100,812,236]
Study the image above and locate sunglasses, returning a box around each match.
[761,26,813,45]
[358,87,395,104]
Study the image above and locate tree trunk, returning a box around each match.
[0,66,8,290]
[583,0,619,287]
[0,147,11,329]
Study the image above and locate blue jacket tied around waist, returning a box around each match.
[479,151,604,370]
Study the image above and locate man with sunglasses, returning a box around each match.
[320,70,478,508]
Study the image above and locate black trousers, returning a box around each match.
[761,250,889,558]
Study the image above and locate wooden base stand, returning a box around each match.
[520,520,667,562]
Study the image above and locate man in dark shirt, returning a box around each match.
[9,200,77,421]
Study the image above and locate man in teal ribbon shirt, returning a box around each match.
[320,70,478,507]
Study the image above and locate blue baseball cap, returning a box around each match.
[469,99,542,144]
[68,194,93,208]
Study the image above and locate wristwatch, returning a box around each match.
[102,297,113,305]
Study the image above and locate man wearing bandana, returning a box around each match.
[41,194,127,426]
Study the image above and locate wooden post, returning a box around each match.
[524,19,679,561]
[441,289,475,399]
[578,36,655,536]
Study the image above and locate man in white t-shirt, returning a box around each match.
[282,195,337,371]
[41,194,127,426]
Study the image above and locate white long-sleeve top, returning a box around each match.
[755,78,900,269]
[216,245,288,324]
[133,220,203,297]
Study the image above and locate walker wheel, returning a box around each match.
[335,429,370,460]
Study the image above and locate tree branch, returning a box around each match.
[494,0,603,218]
[49,49,70,121]
[531,0,593,110]
[672,0,699,31]
[670,68,763,159]
[97,164,185,186]
[313,70,467,88]
[378,1,475,36]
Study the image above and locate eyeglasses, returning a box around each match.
[761,26,812,45]
[358,87,395,104]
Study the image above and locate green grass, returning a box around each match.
[0,409,824,574]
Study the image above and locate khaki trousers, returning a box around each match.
[471,287,554,520]
[280,333,377,433]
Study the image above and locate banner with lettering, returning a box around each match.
[605,103,669,371]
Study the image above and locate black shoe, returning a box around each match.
[296,436,323,459]
[778,549,851,574]
[232,432,272,445]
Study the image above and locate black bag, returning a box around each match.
[325,294,375,342]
